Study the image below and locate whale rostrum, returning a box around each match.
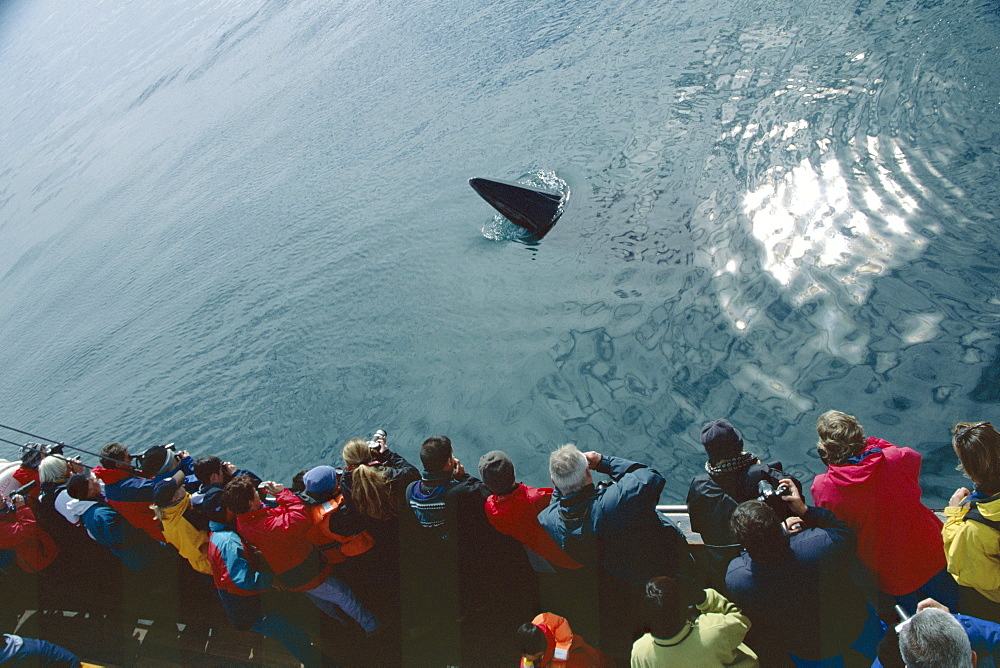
[469,177,565,239]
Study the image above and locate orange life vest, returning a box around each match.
[522,612,607,668]
[306,495,374,564]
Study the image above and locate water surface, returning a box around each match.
[1,0,998,504]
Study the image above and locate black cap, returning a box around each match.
[701,419,744,463]
[478,450,517,496]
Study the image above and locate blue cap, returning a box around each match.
[303,466,338,495]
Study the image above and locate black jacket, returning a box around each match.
[686,461,800,546]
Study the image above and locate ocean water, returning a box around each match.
[1,0,998,505]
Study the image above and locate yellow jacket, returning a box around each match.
[943,494,1000,602]
[631,588,758,668]
[158,492,212,575]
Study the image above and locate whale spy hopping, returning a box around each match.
[469,177,566,239]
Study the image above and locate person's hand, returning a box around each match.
[371,436,388,455]
[916,598,950,613]
[12,495,25,509]
[452,458,465,479]
[949,487,971,508]
[264,481,284,495]
[783,516,805,535]
[224,462,237,477]
[69,457,84,474]
[778,478,808,517]
[583,451,602,470]
[676,574,707,608]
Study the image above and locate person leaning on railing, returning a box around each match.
[810,410,958,611]
[943,420,1000,624]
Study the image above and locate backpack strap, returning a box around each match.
[964,503,1000,531]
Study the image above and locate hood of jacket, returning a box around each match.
[92,466,134,486]
[821,437,893,486]
[535,612,573,666]
[972,492,1000,521]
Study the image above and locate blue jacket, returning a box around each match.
[207,522,272,595]
[81,502,162,571]
[537,455,685,586]
[191,469,262,524]
[725,506,869,662]
[872,613,1000,667]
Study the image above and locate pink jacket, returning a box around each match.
[810,437,945,595]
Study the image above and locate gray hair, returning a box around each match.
[549,444,588,495]
[38,456,70,485]
[899,608,972,668]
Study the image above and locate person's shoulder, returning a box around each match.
[688,471,714,489]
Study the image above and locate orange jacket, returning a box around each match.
[522,612,608,668]
[304,495,374,564]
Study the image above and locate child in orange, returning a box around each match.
[517,612,609,667]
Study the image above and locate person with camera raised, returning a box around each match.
[190,456,263,525]
[400,435,536,665]
[537,444,690,660]
[686,419,802,593]
[92,442,190,543]
[221,474,380,633]
[0,485,58,573]
[725,480,883,666]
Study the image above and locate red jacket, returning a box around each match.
[235,489,331,592]
[0,506,58,572]
[11,468,41,500]
[810,437,945,595]
[522,612,608,667]
[93,467,166,543]
[485,484,582,570]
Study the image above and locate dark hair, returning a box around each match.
[730,500,789,563]
[291,469,309,493]
[193,456,223,487]
[952,422,1000,495]
[515,622,547,655]
[100,442,130,470]
[66,473,93,500]
[420,436,453,472]
[642,576,685,639]
[221,474,258,515]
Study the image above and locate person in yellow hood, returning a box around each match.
[943,420,1000,623]
[152,477,211,575]
[517,612,609,667]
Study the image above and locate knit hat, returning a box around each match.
[152,478,179,507]
[303,466,338,494]
[141,446,175,478]
[20,443,45,470]
[701,419,744,463]
[478,450,517,496]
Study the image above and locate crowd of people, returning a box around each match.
[0,413,999,667]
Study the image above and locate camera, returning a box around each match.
[1,480,38,514]
[367,429,387,450]
[757,479,792,505]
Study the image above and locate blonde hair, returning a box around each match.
[816,410,867,465]
[38,456,71,485]
[343,439,396,521]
